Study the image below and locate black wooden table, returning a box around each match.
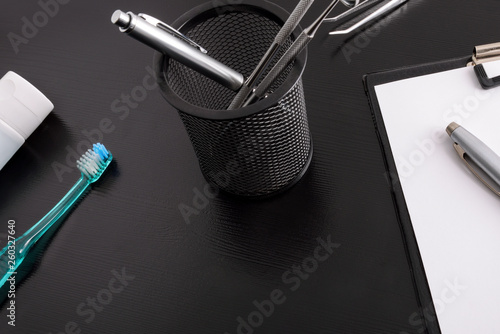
[1,0,499,333]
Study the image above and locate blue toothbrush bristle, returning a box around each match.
[93,143,109,160]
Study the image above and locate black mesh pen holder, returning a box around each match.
[154,0,312,198]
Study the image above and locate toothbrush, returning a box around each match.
[0,143,113,287]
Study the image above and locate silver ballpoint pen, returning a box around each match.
[447,122,500,196]
[111,10,244,91]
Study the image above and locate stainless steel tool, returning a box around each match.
[243,0,342,107]
[227,0,315,109]
[229,0,372,110]
[243,0,408,106]
[325,0,380,24]
[329,0,407,35]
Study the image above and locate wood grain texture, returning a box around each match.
[1,0,499,333]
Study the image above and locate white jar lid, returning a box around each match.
[0,71,54,140]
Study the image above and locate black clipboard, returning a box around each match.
[363,41,500,333]
[363,55,472,334]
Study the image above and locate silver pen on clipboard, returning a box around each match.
[447,122,500,196]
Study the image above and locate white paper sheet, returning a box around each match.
[374,59,500,334]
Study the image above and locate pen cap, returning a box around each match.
[0,71,54,140]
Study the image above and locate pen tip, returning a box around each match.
[446,122,460,136]
[111,10,130,28]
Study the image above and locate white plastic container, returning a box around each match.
[0,71,54,170]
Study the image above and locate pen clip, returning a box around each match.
[453,143,500,197]
[138,13,208,54]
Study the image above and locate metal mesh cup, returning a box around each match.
[154,0,313,197]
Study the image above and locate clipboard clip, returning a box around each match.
[468,42,500,89]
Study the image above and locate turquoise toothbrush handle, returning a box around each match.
[0,177,89,287]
